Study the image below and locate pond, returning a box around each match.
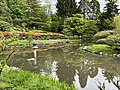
[0,43,120,90]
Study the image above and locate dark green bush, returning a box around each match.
[106,34,120,49]
[0,21,11,31]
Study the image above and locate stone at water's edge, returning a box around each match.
[33,42,40,46]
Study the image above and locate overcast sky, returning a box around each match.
[42,0,120,13]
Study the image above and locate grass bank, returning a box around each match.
[87,44,120,54]
[0,65,76,90]
[8,39,66,46]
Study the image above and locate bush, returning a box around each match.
[82,20,98,41]
[5,32,11,38]
[96,39,107,44]
[93,30,114,40]
[106,34,120,50]
[114,15,120,34]
[63,14,98,41]
[0,21,11,31]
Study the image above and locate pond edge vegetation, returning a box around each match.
[0,62,76,90]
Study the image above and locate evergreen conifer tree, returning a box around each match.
[56,0,77,19]
[0,0,12,22]
[77,0,90,19]
[89,0,100,19]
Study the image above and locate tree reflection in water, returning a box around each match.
[103,71,120,90]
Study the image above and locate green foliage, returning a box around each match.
[87,44,110,52]
[98,13,115,30]
[87,44,119,54]
[63,14,84,36]
[0,66,76,90]
[77,0,100,19]
[82,20,98,41]
[56,0,77,18]
[106,34,120,49]
[96,39,107,44]
[98,0,119,31]
[89,0,101,19]
[0,82,11,88]
[50,14,64,33]
[104,0,119,18]
[0,0,12,22]
[114,15,120,34]
[93,31,113,40]
[63,14,98,41]
[0,21,11,31]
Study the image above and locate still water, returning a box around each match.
[0,44,120,90]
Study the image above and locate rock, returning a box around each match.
[99,52,103,56]
[33,42,40,46]
[113,54,117,57]
[117,54,120,57]
[104,54,108,56]
[82,46,87,51]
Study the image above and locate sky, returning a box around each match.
[42,0,120,13]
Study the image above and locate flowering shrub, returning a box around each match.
[31,33,64,40]
[21,32,27,37]
[5,32,11,38]
[20,32,28,39]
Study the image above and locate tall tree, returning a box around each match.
[89,0,100,19]
[25,0,48,29]
[104,0,119,18]
[0,0,12,23]
[56,0,77,19]
[98,0,119,31]
[5,0,26,20]
[77,0,91,19]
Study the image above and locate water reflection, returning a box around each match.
[0,44,120,90]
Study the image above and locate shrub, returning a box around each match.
[20,32,28,39]
[0,21,11,31]
[114,15,120,34]
[82,20,98,41]
[13,27,22,31]
[5,32,11,38]
[96,39,107,44]
[106,34,120,50]
[93,30,114,40]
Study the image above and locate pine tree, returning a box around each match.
[5,0,27,20]
[56,0,77,19]
[104,0,119,18]
[89,0,100,19]
[77,0,91,19]
[0,0,12,22]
